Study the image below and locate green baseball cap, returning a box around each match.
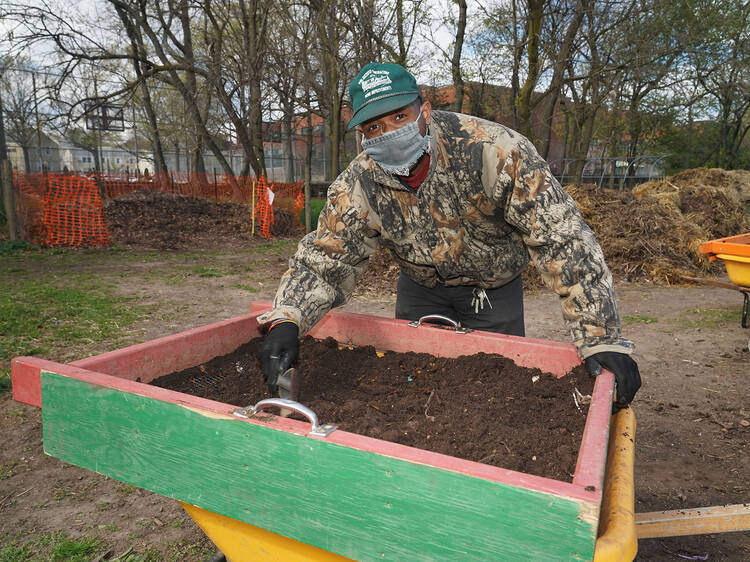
[347,62,421,129]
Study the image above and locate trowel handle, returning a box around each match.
[408,314,468,334]
[233,398,338,437]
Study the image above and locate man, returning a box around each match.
[258,62,641,407]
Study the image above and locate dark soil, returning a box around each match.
[152,335,595,482]
[104,190,299,249]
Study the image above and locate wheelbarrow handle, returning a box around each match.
[233,398,338,437]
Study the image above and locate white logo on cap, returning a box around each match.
[359,69,392,99]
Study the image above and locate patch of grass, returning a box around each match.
[188,265,225,278]
[47,533,101,561]
[0,463,15,480]
[116,483,139,496]
[143,270,189,285]
[670,306,742,330]
[0,543,34,562]
[300,197,326,229]
[168,517,186,528]
[164,539,215,562]
[52,482,71,502]
[233,283,259,293]
[107,248,164,263]
[5,531,104,562]
[0,278,144,360]
[0,240,40,256]
[254,238,299,255]
[622,314,658,324]
[0,371,10,393]
[97,521,118,532]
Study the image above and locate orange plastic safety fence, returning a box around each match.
[294,188,305,215]
[90,170,259,205]
[253,176,272,238]
[12,171,46,244]
[12,171,305,245]
[42,175,110,247]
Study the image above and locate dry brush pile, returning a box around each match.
[569,167,749,284]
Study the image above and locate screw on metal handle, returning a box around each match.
[408,314,468,334]
[233,398,338,437]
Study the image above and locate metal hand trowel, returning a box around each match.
[276,367,301,417]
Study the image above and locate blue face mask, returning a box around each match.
[361,113,430,176]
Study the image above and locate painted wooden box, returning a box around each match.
[11,302,634,561]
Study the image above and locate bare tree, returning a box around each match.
[450,0,467,112]
[561,0,636,181]
[113,3,168,173]
[0,65,39,172]
[690,0,750,169]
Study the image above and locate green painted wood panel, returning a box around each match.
[41,372,597,561]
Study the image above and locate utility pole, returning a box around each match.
[93,75,103,174]
[0,81,18,240]
[31,72,44,173]
[132,103,139,175]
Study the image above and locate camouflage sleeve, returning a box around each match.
[488,139,634,358]
[256,174,379,334]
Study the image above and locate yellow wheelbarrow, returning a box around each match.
[682,233,750,350]
[13,304,637,560]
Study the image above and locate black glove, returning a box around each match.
[585,351,641,408]
[258,322,299,393]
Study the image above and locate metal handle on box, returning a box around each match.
[408,314,468,334]
[233,398,338,437]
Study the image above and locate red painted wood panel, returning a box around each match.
[72,313,263,381]
[251,301,582,376]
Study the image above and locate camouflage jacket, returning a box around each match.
[258,111,634,358]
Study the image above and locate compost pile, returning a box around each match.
[569,167,748,284]
[151,336,595,482]
[104,190,298,249]
[358,167,750,292]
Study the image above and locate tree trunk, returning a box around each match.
[451,0,467,113]
[178,6,206,175]
[114,4,168,173]
[305,94,313,232]
[283,104,295,182]
[539,0,585,159]
[1,160,18,241]
[510,0,522,128]
[395,0,408,66]
[22,146,31,173]
[516,0,543,141]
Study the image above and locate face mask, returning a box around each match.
[361,113,430,176]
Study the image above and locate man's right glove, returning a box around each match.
[257,321,299,393]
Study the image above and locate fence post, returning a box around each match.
[1,160,18,241]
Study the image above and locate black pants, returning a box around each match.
[395,272,525,336]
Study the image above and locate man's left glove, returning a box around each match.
[585,351,641,408]
[257,321,299,393]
